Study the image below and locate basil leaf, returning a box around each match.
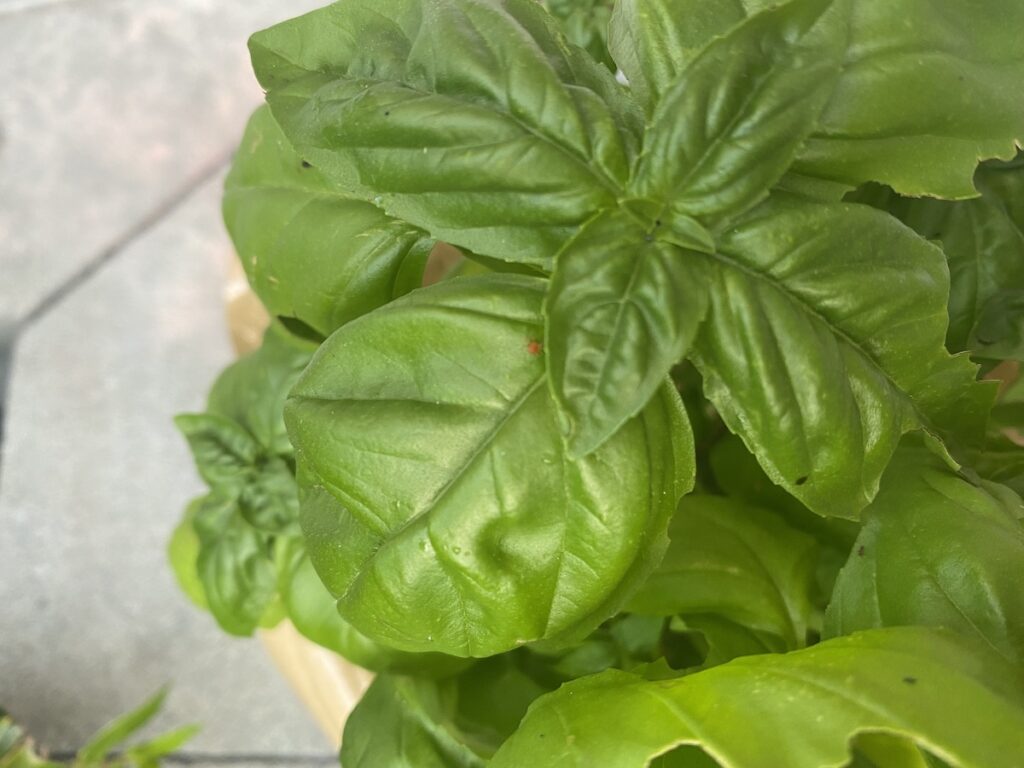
[236,457,298,533]
[173,413,259,492]
[206,324,313,457]
[608,0,747,115]
[826,442,1024,667]
[794,0,1024,197]
[689,194,991,518]
[491,628,1024,768]
[850,158,1024,358]
[223,106,431,339]
[667,614,779,669]
[543,0,615,70]
[341,676,485,768]
[628,495,818,650]
[287,275,694,657]
[631,0,847,227]
[545,210,710,456]
[250,0,637,267]
[192,493,279,636]
[284,554,469,677]
[167,499,208,611]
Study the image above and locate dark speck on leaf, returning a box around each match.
[903,676,917,685]
[857,545,866,557]
[655,219,662,227]
[301,160,312,169]
[795,475,808,486]
[384,110,391,116]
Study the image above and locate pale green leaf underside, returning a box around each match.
[250,0,639,267]
[628,495,818,650]
[223,105,428,339]
[826,443,1024,668]
[287,275,694,657]
[690,194,989,518]
[491,627,1024,768]
[545,210,709,457]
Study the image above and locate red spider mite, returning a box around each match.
[527,339,543,356]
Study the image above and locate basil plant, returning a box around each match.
[171,0,1024,765]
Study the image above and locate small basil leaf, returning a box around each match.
[628,495,819,650]
[287,275,694,657]
[826,442,1024,668]
[205,325,313,457]
[223,105,432,338]
[237,457,299,533]
[192,494,279,637]
[491,628,1024,768]
[542,0,615,71]
[608,0,747,115]
[250,0,637,267]
[632,0,848,227]
[689,194,991,518]
[969,290,1024,362]
[173,414,259,492]
[545,209,710,457]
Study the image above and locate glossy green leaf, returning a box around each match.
[850,158,1024,357]
[287,275,694,656]
[628,495,818,650]
[608,0,746,115]
[340,676,484,768]
[173,414,259,492]
[191,494,280,636]
[223,106,431,339]
[826,443,1024,667]
[250,0,640,267]
[284,554,468,677]
[793,0,1024,197]
[491,628,1024,768]
[689,194,991,518]
[545,210,710,456]
[631,0,848,227]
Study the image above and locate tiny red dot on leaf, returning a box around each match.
[527,340,543,356]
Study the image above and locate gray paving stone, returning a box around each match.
[0,0,321,327]
[0,173,330,754]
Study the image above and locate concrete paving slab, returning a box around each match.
[0,173,330,754]
[0,0,321,326]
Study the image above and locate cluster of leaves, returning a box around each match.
[0,691,196,768]
[171,0,1024,765]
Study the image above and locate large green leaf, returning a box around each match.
[689,194,990,518]
[794,0,1024,197]
[608,0,746,116]
[490,628,1024,768]
[631,0,848,227]
[250,0,640,267]
[223,106,431,339]
[851,159,1024,358]
[628,495,818,651]
[284,554,469,677]
[545,209,710,456]
[287,275,694,657]
[826,443,1024,668]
